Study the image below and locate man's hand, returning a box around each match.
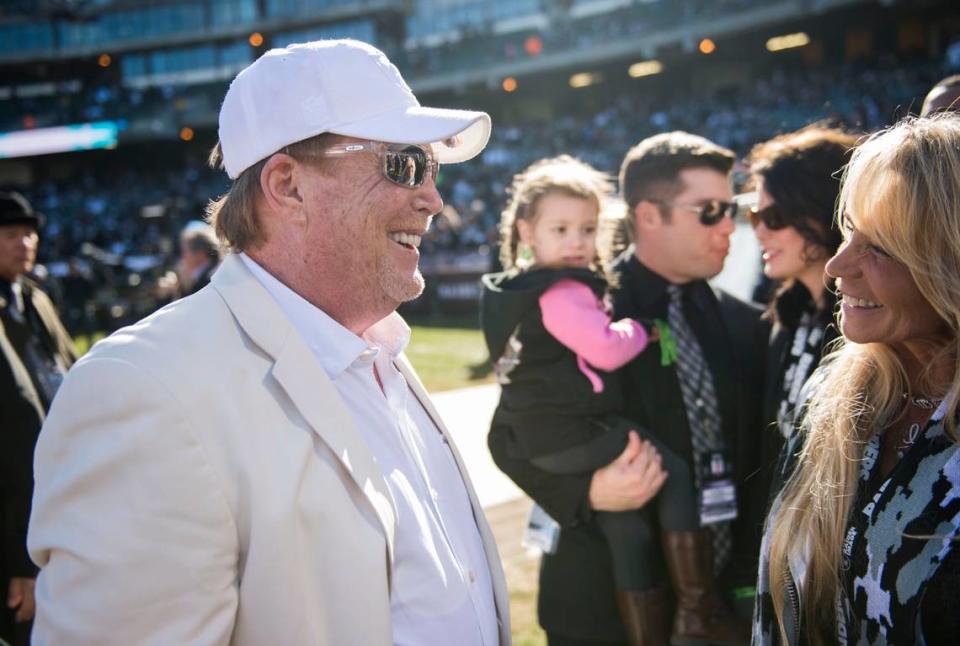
[7,576,36,623]
[588,431,667,512]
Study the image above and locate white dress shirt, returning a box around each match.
[240,254,499,646]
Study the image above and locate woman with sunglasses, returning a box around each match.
[745,125,859,501]
[754,113,960,646]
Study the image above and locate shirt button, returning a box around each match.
[469,570,476,583]
[430,489,439,501]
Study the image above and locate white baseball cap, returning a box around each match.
[217,39,492,179]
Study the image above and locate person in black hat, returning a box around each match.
[0,191,75,646]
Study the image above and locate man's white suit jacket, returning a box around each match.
[28,254,511,645]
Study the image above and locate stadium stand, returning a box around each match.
[1,0,957,324]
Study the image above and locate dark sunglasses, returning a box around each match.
[747,204,790,231]
[651,199,739,226]
[317,141,440,188]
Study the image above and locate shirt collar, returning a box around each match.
[614,246,712,312]
[238,253,410,378]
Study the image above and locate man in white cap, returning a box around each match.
[28,40,509,645]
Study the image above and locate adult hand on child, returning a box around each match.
[588,430,667,512]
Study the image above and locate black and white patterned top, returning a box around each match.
[754,398,960,645]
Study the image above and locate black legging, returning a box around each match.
[530,415,699,590]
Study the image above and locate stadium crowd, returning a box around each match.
[3,32,960,646]
[14,55,948,327]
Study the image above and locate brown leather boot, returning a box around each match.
[615,587,671,646]
[662,530,750,645]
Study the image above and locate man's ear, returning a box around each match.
[633,201,663,233]
[516,218,534,246]
[259,153,304,219]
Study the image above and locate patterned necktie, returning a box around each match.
[666,284,731,572]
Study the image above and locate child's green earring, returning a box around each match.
[518,242,534,266]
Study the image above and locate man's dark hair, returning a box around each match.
[921,74,960,116]
[619,131,735,212]
[934,74,960,89]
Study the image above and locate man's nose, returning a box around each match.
[414,177,444,215]
[718,212,736,235]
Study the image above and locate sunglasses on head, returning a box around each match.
[747,204,790,231]
[650,199,739,226]
[316,141,440,188]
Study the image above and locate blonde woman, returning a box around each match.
[754,114,960,645]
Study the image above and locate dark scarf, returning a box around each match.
[771,282,837,441]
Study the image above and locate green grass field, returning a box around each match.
[72,333,106,356]
[77,319,492,393]
[405,316,494,392]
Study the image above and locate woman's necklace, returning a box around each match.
[901,392,943,410]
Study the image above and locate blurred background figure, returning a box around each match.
[745,125,859,502]
[921,75,960,115]
[58,258,95,339]
[154,220,221,301]
[0,191,75,646]
[177,220,221,295]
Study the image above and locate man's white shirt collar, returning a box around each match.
[238,252,411,375]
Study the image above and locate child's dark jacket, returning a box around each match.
[481,266,627,460]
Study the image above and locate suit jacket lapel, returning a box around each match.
[211,255,397,564]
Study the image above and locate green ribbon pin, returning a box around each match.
[654,318,677,367]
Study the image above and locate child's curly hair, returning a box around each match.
[498,155,615,272]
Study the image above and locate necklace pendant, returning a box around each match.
[902,392,943,409]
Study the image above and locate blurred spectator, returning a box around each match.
[178,220,221,295]
[920,74,960,115]
[0,192,76,646]
[3,55,947,328]
[59,258,95,337]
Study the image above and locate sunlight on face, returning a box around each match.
[518,193,599,269]
[827,216,945,349]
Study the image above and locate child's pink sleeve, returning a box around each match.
[539,279,649,371]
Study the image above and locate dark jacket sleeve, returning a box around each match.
[715,290,770,587]
[29,283,77,369]
[0,332,44,578]
[488,421,594,528]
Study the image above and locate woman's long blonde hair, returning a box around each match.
[767,113,960,644]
